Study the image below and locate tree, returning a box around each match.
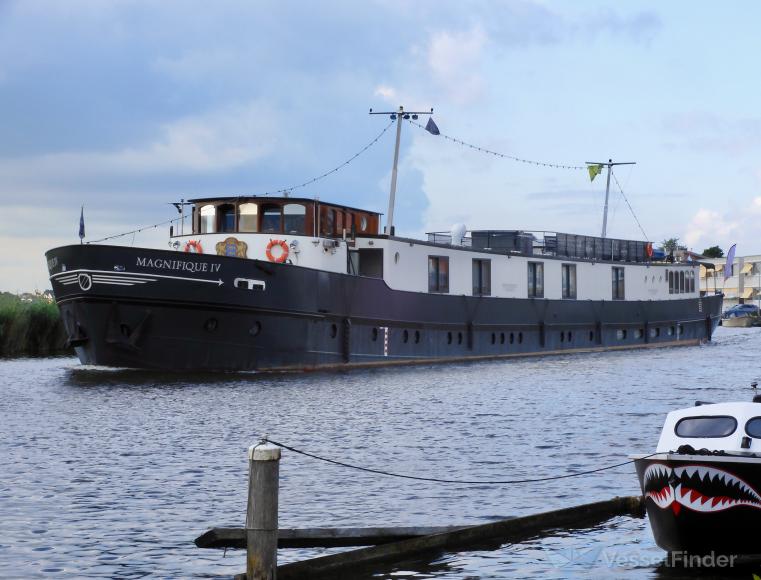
[702,245,724,258]
[661,238,679,253]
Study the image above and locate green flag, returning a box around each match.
[588,164,603,182]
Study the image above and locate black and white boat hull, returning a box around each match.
[46,244,722,371]
[635,455,761,555]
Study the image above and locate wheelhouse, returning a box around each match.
[189,196,381,238]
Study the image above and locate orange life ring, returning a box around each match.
[645,242,653,258]
[184,240,204,254]
[266,239,289,263]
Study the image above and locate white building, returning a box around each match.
[700,255,761,311]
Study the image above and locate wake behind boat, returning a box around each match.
[45,108,722,371]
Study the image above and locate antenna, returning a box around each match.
[586,159,636,238]
[370,106,434,235]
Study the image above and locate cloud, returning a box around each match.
[426,26,488,105]
[662,112,761,154]
[0,101,280,200]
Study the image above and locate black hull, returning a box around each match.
[635,456,761,555]
[46,244,723,371]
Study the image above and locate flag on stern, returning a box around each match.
[724,243,736,280]
[79,206,85,242]
[587,164,603,182]
[425,117,440,135]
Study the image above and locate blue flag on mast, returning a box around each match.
[724,243,736,281]
[79,206,85,241]
[425,117,440,135]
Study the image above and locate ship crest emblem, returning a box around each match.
[216,237,248,258]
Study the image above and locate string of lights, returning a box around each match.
[261,120,394,196]
[87,216,183,244]
[611,170,648,240]
[408,119,586,170]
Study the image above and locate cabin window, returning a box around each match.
[690,271,695,293]
[745,417,761,438]
[679,271,685,293]
[283,204,306,235]
[675,416,737,438]
[261,204,282,233]
[612,267,625,300]
[218,204,235,233]
[528,262,544,298]
[360,215,368,232]
[472,259,491,296]
[200,204,216,233]
[345,212,354,233]
[428,256,449,293]
[238,203,259,232]
[668,270,673,294]
[561,264,577,299]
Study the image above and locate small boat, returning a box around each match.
[632,389,761,555]
[721,304,760,328]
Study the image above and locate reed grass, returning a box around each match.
[0,293,70,356]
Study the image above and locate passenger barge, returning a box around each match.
[45,194,721,371]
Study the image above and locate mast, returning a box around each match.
[370,106,434,235]
[586,159,636,238]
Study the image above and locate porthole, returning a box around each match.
[509,332,515,344]
[560,332,565,343]
[394,252,400,264]
[589,330,594,342]
[414,330,420,344]
[372,327,378,341]
[616,329,625,340]
[491,332,496,345]
[204,318,218,332]
[120,323,131,338]
[330,323,338,338]
[457,332,463,345]
[403,329,409,343]
[677,324,684,336]
[649,327,660,338]
[500,332,505,344]
[249,321,262,337]
[634,328,643,339]
[447,331,453,344]
[518,332,523,344]
[668,326,674,336]
[567,331,572,342]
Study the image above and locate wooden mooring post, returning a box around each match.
[243,441,281,580]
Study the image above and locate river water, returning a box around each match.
[2,326,760,579]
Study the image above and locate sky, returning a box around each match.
[2,0,760,292]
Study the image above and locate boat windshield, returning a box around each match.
[675,416,737,438]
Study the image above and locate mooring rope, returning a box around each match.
[263,438,659,485]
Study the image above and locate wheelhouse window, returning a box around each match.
[675,416,737,438]
[612,267,625,300]
[668,270,674,294]
[562,264,577,299]
[261,204,282,233]
[472,259,491,296]
[428,256,449,293]
[528,262,544,298]
[200,204,216,234]
[283,203,306,235]
[218,204,235,233]
[238,203,258,232]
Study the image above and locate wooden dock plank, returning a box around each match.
[195,525,474,549]
[275,496,644,579]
